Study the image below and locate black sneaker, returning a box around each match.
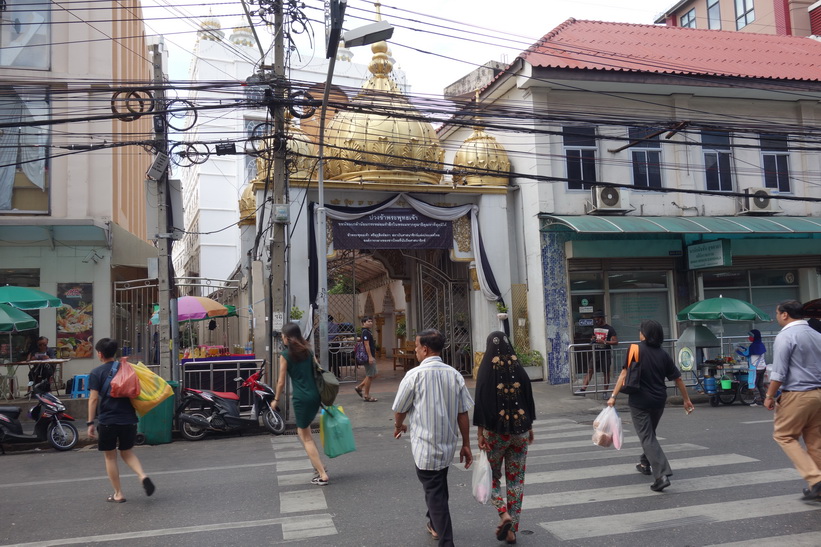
[636,463,652,475]
[650,477,671,492]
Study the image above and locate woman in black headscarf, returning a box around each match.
[473,331,536,545]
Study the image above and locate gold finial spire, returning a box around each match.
[375,2,382,21]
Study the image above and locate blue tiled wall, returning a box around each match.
[542,231,571,384]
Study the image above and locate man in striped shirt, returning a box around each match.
[393,329,474,546]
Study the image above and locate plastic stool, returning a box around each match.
[70,374,91,398]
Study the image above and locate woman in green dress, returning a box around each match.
[273,322,329,486]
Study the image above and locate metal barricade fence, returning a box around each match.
[568,340,676,395]
[570,333,777,396]
[181,359,264,413]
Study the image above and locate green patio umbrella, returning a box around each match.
[0,304,38,333]
[676,297,771,322]
[0,303,38,362]
[0,286,62,310]
[677,296,771,352]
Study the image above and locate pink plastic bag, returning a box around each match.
[110,357,141,399]
[592,406,623,450]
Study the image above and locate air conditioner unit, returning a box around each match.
[739,187,778,215]
[588,186,630,213]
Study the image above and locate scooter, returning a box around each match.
[0,381,79,453]
[176,365,285,441]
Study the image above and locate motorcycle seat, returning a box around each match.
[0,406,22,419]
[187,388,240,401]
[211,391,240,400]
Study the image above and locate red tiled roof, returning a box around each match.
[520,18,821,82]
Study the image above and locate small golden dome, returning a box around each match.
[324,41,444,184]
[198,18,224,42]
[452,126,511,186]
[230,26,254,48]
[238,184,256,226]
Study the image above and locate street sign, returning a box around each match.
[325,0,346,59]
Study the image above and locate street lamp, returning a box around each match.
[316,11,394,368]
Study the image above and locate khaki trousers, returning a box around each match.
[773,389,821,487]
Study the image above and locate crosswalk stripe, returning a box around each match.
[274,448,311,460]
[706,531,821,546]
[531,422,591,433]
[525,454,756,484]
[533,418,578,426]
[535,428,616,440]
[279,488,328,514]
[525,443,707,466]
[523,467,799,509]
[276,459,315,473]
[1,515,336,546]
[278,472,316,486]
[528,435,653,452]
[540,494,821,541]
[282,514,337,540]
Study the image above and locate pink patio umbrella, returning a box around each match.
[151,296,229,324]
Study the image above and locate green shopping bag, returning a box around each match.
[319,405,356,458]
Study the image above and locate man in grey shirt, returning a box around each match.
[763,300,821,501]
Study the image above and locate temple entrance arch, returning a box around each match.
[322,247,473,376]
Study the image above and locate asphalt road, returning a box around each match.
[2,391,821,546]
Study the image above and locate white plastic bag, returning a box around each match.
[472,450,492,504]
[592,406,623,450]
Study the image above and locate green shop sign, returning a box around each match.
[687,240,731,270]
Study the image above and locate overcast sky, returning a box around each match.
[142,0,676,96]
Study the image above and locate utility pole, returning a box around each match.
[149,42,177,380]
[269,1,287,359]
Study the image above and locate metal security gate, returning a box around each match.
[415,261,472,375]
[113,278,160,368]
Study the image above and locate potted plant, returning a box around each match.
[395,318,406,339]
[496,301,508,320]
[515,346,544,381]
[290,306,304,320]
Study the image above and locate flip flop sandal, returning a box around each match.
[496,521,513,541]
[364,396,378,402]
[142,477,156,497]
[354,387,364,399]
[106,495,126,503]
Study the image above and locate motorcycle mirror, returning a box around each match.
[234,377,243,382]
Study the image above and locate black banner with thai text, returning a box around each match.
[333,208,452,249]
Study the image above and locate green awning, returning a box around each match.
[540,215,821,234]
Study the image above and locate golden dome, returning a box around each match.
[452,126,511,186]
[324,41,444,184]
[238,183,256,226]
[286,117,316,181]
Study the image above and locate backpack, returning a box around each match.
[354,341,369,366]
[313,357,339,406]
[620,344,642,395]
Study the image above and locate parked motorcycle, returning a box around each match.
[0,381,79,453]
[176,365,285,441]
